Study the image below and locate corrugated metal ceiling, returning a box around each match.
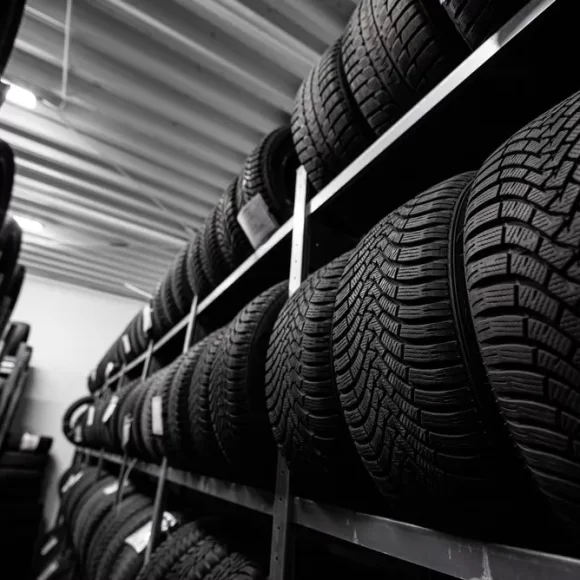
[0,0,356,298]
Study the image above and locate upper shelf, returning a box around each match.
[105,0,573,387]
[79,446,580,580]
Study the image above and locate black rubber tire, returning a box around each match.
[86,494,152,580]
[292,39,374,192]
[132,382,152,460]
[0,450,48,469]
[151,281,172,340]
[0,1,26,75]
[0,217,21,296]
[203,201,234,287]
[238,127,298,225]
[170,537,227,580]
[162,272,182,327]
[462,91,580,528]
[205,552,265,580]
[0,141,14,235]
[140,370,169,463]
[331,174,524,520]
[109,543,144,580]
[171,246,195,318]
[164,339,209,469]
[62,396,93,444]
[96,504,154,580]
[187,232,213,299]
[61,468,100,524]
[188,328,229,476]
[221,177,253,267]
[0,263,24,336]
[210,282,287,483]
[341,0,467,137]
[266,257,375,501]
[116,383,142,456]
[442,0,527,49]
[136,522,211,580]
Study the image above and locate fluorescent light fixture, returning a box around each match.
[1,79,37,110]
[13,215,44,234]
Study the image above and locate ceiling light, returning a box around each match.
[13,215,44,234]
[1,80,37,110]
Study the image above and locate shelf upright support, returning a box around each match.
[144,295,199,565]
[269,166,310,580]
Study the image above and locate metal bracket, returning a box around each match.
[141,340,154,381]
[269,166,309,580]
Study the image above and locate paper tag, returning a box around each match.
[151,396,163,436]
[37,561,59,580]
[122,415,133,448]
[125,513,177,554]
[143,305,152,334]
[122,334,131,355]
[237,193,278,249]
[90,368,97,382]
[40,536,58,556]
[74,425,82,443]
[103,481,120,496]
[86,405,95,426]
[20,432,40,451]
[101,396,119,424]
[105,362,115,379]
[61,472,83,494]
[70,405,88,429]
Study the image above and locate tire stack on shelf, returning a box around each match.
[0,431,52,578]
[37,464,266,580]
[58,1,580,577]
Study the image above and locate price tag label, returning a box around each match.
[61,472,83,494]
[102,396,119,424]
[151,396,163,436]
[105,362,115,379]
[237,193,278,249]
[20,433,40,451]
[90,368,97,382]
[37,561,59,580]
[143,305,152,334]
[122,334,131,355]
[122,415,133,448]
[74,425,82,443]
[40,535,58,556]
[125,513,177,554]
[86,406,95,426]
[103,481,120,496]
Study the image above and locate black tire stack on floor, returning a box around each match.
[0,431,52,577]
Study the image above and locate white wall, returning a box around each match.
[10,274,143,524]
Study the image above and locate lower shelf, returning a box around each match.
[78,447,580,580]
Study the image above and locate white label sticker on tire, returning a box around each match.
[40,535,58,556]
[74,425,82,443]
[103,481,120,496]
[122,414,133,448]
[237,193,279,250]
[86,405,95,426]
[102,396,119,424]
[105,362,115,379]
[37,561,59,580]
[20,432,40,451]
[151,396,163,436]
[125,513,177,554]
[143,305,152,333]
[122,334,132,355]
[61,472,83,494]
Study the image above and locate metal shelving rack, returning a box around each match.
[80,1,580,578]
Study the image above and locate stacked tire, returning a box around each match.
[292,0,527,191]
[0,431,52,577]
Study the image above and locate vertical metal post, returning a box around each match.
[95,448,105,479]
[269,166,310,580]
[143,297,198,566]
[141,340,154,380]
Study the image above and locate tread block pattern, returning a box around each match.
[442,0,527,49]
[292,39,373,191]
[188,328,229,477]
[341,0,466,136]
[464,90,580,527]
[332,175,511,514]
[265,256,371,498]
[210,282,287,483]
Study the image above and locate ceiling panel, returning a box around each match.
[0,0,356,298]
